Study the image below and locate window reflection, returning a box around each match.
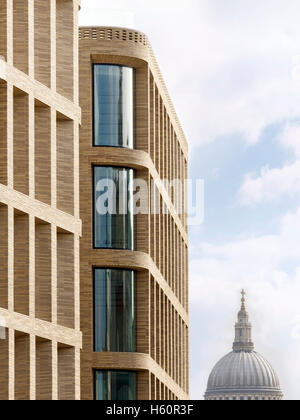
[94,268,135,353]
[93,64,134,148]
[95,371,136,400]
[93,166,134,250]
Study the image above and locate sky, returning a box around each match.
[79,0,300,400]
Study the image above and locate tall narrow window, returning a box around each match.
[93,166,134,250]
[94,371,136,400]
[94,268,135,352]
[93,64,134,148]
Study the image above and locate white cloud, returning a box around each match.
[79,6,135,28]
[146,0,300,147]
[279,123,300,157]
[190,206,300,400]
[237,161,300,206]
[79,0,300,147]
[237,121,300,206]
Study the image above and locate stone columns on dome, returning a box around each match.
[233,290,254,352]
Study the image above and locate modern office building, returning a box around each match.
[204,291,283,400]
[79,26,189,400]
[0,0,81,400]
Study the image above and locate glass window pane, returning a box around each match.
[93,64,134,148]
[94,269,135,353]
[93,166,134,250]
[95,371,136,400]
[94,371,110,400]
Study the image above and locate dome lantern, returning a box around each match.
[233,290,254,352]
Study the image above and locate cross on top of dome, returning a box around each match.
[241,289,246,309]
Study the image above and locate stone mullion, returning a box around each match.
[155,191,160,271]
[51,225,57,325]
[75,346,80,400]
[74,234,80,331]
[182,320,185,390]
[29,215,35,318]
[73,0,78,106]
[52,341,57,400]
[176,312,179,385]
[30,334,36,400]
[157,284,161,367]
[170,304,173,380]
[28,94,35,198]
[7,82,13,189]
[176,229,180,301]
[28,0,34,78]
[50,107,56,208]
[28,89,35,416]
[50,0,56,92]
[7,205,13,313]
[153,279,157,362]
[74,232,80,400]
[186,325,189,393]
[150,73,156,167]
[8,328,14,400]
[6,0,13,66]
[166,297,169,376]
[150,277,156,361]
[160,98,164,180]
[147,67,151,155]
[73,119,79,220]
[180,237,183,307]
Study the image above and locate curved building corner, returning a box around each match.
[79,26,189,400]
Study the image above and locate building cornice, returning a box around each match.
[79,26,188,158]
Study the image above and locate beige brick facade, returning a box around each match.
[0,4,189,400]
[79,26,189,400]
[0,0,82,400]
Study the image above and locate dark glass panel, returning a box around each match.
[93,166,134,250]
[94,268,135,353]
[94,64,134,148]
[95,371,136,400]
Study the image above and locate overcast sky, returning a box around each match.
[80,0,300,400]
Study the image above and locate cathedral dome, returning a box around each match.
[204,291,283,400]
[206,351,282,399]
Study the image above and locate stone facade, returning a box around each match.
[0,0,82,400]
[0,4,190,400]
[79,26,189,400]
